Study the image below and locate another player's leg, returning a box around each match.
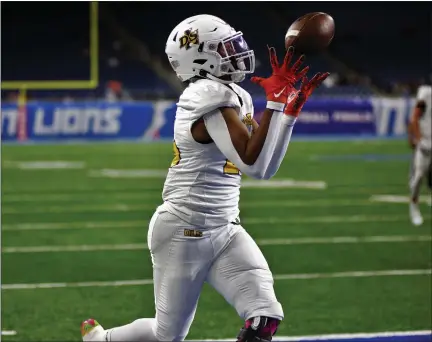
[82,208,212,341]
[409,147,431,226]
[409,148,424,226]
[426,159,432,207]
[207,224,283,342]
[427,161,432,195]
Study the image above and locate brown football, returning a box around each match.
[285,12,335,54]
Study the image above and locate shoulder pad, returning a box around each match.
[177,79,241,120]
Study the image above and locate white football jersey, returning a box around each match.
[162,79,254,228]
[416,85,432,150]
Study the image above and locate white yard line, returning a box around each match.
[3,329,430,340]
[2,235,430,254]
[6,190,424,208]
[189,330,432,341]
[2,192,160,203]
[1,330,17,336]
[0,186,397,201]
[4,193,430,207]
[241,179,327,189]
[88,169,168,178]
[3,161,86,170]
[6,193,431,215]
[370,194,432,205]
[88,171,327,190]
[2,269,430,290]
[244,214,423,224]
[2,220,145,231]
[2,214,429,231]
[257,235,432,245]
[0,200,389,215]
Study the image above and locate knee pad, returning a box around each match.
[236,316,280,342]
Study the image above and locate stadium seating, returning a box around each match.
[2,2,429,100]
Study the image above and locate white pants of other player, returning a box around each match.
[409,145,432,226]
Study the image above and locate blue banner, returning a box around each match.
[254,99,376,136]
[1,97,413,142]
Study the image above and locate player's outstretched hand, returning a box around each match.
[284,72,330,118]
[251,46,309,112]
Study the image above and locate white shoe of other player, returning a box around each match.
[81,319,106,342]
[409,202,424,226]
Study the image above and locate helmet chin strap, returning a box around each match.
[204,71,245,84]
[231,73,246,82]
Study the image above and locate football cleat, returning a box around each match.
[81,319,106,342]
[409,202,424,226]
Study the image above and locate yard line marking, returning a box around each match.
[2,244,146,253]
[244,214,430,224]
[310,154,412,163]
[4,192,430,205]
[2,214,431,231]
[189,330,432,341]
[1,330,17,336]
[88,171,327,190]
[2,221,146,231]
[370,194,432,205]
[257,235,432,245]
[241,179,327,189]
[2,235,430,253]
[2,269,430,290]
[3,160,85,170]
[273,269,432,280]
[2,192,161,203]
[0,199,399,215]
[88,169,168,178]
[0,185,403,198]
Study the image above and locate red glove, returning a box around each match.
[284,72,330,117]
[251,46,308,112]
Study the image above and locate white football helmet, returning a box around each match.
[165,14,255,84]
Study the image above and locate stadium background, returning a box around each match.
[1,2,431,342]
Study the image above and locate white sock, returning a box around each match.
[106,318,157,341]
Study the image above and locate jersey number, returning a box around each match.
[171,141,240,175]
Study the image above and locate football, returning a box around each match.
[285,12,335,54]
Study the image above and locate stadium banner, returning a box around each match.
[1,97,414,142]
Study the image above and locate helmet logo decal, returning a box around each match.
[179,29,199,50]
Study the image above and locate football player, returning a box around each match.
[81,15,328,342]
[408,81,431,226]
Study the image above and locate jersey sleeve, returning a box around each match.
[203,109,296,180]
[177,80,241,122]
[416,85,431,103]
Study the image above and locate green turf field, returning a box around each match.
[1,140,431,341]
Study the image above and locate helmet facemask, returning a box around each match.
[202,32,255,83]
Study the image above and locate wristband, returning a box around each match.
[266,101,285,112]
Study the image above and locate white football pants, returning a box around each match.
[147,204,284,341]
[409,146,432,198]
